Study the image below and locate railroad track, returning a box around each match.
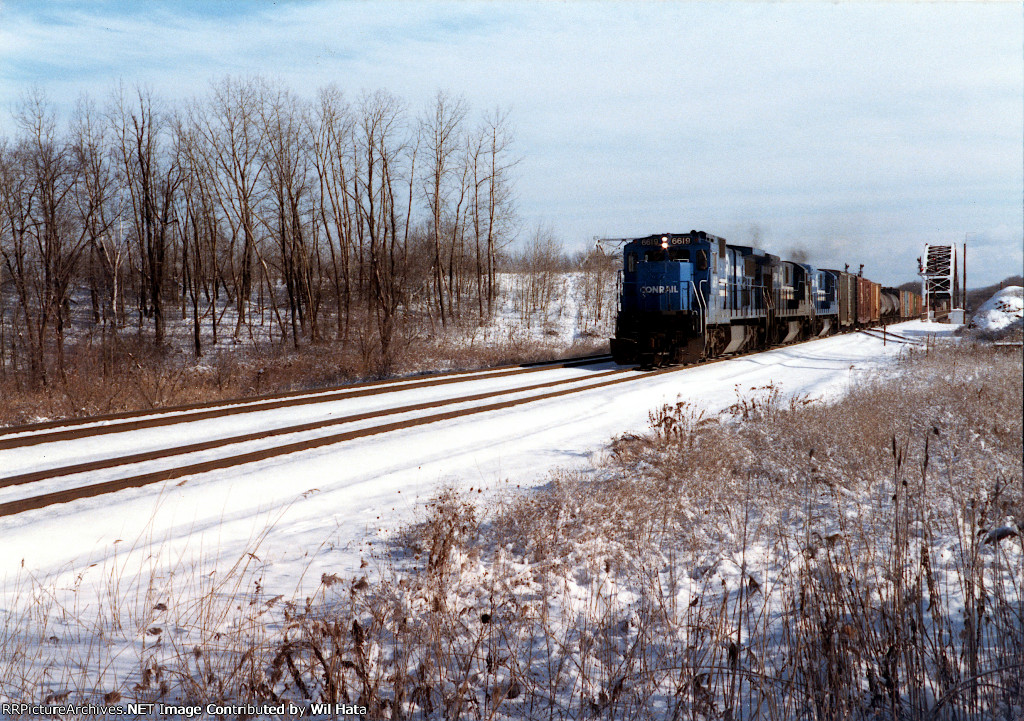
[3,353,677,517]
[858,327,924,345]
[0,326,904,518]
[0,353,613,450]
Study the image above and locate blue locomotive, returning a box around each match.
[610,230,911,366]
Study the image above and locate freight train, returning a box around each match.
[610,230,921,366]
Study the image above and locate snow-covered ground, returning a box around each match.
[0,363,622,487]
[1,319,979,707]
[0,323,953,600]
[969,285,1023,334]
[453,271,617,349]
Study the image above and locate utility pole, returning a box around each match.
[962,240,968,311]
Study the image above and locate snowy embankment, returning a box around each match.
[440,270,617,352]
[0,321,982,710]
[968,285,1023,336]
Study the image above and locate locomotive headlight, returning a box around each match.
[661,237,669,249]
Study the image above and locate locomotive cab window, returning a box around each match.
[627,253,637,273]
[669,248,690,261]
[697,250,708,270]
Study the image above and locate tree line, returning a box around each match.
[0,79,517,383]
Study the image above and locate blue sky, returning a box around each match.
[1,0,1021,286]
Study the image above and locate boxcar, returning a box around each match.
[857,277,880,325]
[825,269,858,329]
[899,289,919,320]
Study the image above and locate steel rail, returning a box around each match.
[0,363,683,517]
[857,328,923,345]
[0,355,611,451]
[0,368,627,491]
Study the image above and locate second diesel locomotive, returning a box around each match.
[610,230,919,367]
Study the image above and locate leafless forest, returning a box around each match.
[0,80,612,421]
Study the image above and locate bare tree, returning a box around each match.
[0,90,89,382]
[190,76,266,339]
[310,85,357,341]
[70,95,120,333]
[175,113,223,357]
[109,85,182,345]
[0,135,46,379]
[480,108,517,316]
[353,90,412,373]
[260,83,320,347]
[420,91,467,327]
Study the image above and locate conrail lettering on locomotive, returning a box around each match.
[638,236,692,245]
[607,229,921,369]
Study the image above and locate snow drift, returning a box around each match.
[969,285,1023,335]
